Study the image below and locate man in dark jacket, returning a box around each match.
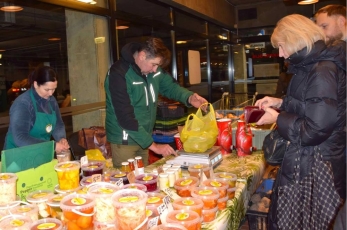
[105,37,207,168]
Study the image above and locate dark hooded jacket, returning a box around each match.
[268,40,346,229]
[104,42,193,148]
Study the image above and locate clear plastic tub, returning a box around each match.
[135,174,158,192]
[146,205,161,225]
[26,190,54,219]
[93,220,117,230]
[201,178,229,198]
[54,184,81,194]
[110,171,129,185]
[87,183,119,223]
[213,172,237,188]
[191,187,220,210]
[217,195,229,211]
[150,223,188,230]
[30,218,63,230]
[172,197,204,217]
[81,161,105,177]
[188,164,211,179]
[227,187,237,199]
[60,193,95,230]
[10,204,39,222]
[46,194,67,221]
[201,206,218,223]
[122,183,147,192]
[54,161,80,191]
[146,192,165,209]
[0,214,33,229]
[56,150,71,163]
[173,177,199,197]
[166,210,201,230]
[0,173,18,205]
[0,201,20,220]
[112,189,148,230]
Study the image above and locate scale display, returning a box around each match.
[166,146,223,168]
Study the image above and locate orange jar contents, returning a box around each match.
[166,210,201,230]
[46,194,66,221]
[173,177,199,197]
[227,187,237,199]
[9,204,39,222]
[191,187,220,210]
[213,172,237,188]
[217,195,229,211]
[202,179,229,198]
[87,183,119,223]
[0,173,18,205]
[112,189,148,230]
[0,215,33,229]
[172,197,204,217]
[201,206,218,223]
[30,218,63,230]
[188,164,211,179]
[146,205,161,225]
[146,192,165,209]
[54,161,80,191]
[60,193,95,230]
[26,190,54,219]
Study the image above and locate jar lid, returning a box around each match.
[87,183,119,197]
[26,190,54,203]
[81,161,105,171]
[0,173,18,183]
[0,215,32,229]
[47,194,66,207]
[159,173,168,178]
[127,159,135,162]
[10,204,38,214]
[121,162,129,166]
[31,218,63,230]
[135,156,142,160]
[54,161,80,172]
[60,193,95,212]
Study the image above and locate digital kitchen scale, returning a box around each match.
[166,146,223,168]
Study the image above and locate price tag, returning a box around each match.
[163,195,173,213]
[115,179,124,188]
[80,156,88,166]
[127,171,136,184]
[200,169,208,185]
[157,166,164,174]
[162,187,181,200]
[157,203,168,225]
[209,164,214,179]
[92,174,102,183]
[147,216,159,230]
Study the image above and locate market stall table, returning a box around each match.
[145,151,265,230]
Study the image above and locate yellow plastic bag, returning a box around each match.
[85,149,106,161]
[180,103,218,152]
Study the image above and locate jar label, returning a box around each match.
[98,188,114,194]
[61,163,74,168]
[10,219,24,227]
[114,173,126,178]
[193,164,203,169]
[175,212,189,220]
[77,187,88,194]
[18,207,31,213]
[147,197,160,204]
[38,223,57,229]
[143,176,153,181]
[210,181,222,187]
[199,189,213,195]
[180,179,193,186]
[182,199,195,206]
[0,174,11,180]
[119,196,139,203]
[53,195,64,202]
[219,174,233,179]
[146,209,153,217]
[32,192,48,199]
[71,197,86,205]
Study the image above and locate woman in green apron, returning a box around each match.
[4,66,70,153]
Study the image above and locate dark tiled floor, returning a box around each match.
[239,220,249,230]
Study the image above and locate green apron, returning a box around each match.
[5,89,57,149]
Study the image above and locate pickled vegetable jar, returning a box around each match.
[0,201,20,220]
[9,204,39,222]
[60,193,95,230]
[172,197,204,217]
[54,161,80,191]
[173,177,199,197]
[146,192,165,209]
[213,172,237,188]
[0,173,18,205]
[202,178,229,198]
[110,171,129,185]
[135,173,158,192]
[166,210,201,230]
[0,214,33,230]
[188,164,210,179]
[191,187,220,210]
[81,161,105,177]
[47,194,67,221]
[201,206,218,223]
[30,218,63,230]
[26,190,54,219]
[112,189,148,230]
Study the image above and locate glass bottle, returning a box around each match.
[127,159,135,171]
[159,173,169,190]
[135,156,145,174]
[121,162,130,173]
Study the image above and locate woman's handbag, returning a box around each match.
[262,125,290,166]
[276,147,342,230]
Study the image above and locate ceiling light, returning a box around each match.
[48,37,61,41]
[116,25,129,30]
[0,49,5,52]
[218,35,227,40]
[298,0,318,5]
[94,37,105,44]
[0,54,2,59]
[78,0,93,3]
[176,41,187,44]
[1,5,23,12]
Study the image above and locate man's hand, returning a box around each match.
[189,93,208,109]
[254,96,283,110]
[149,142,178,157]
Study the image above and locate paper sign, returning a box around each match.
[147,216,159,230]
[157,203,168,225]
[127,171,136,184]
[80,156,88,166]
[163,195,173,213]
[92,174,102,183]
[115,179,124,188]
[162,187,181,200]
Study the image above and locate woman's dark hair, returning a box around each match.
[29,66,57,86]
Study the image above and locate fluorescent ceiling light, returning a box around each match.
[1,5,23,12]
[176,41,187,44]
[48,38,61,41]
[298,0,318,5]
[116,26,129,29]
[94,37,105,44]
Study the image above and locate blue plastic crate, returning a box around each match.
[256,179,274,193]
[152,134,175,143]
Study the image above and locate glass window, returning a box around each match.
[175,11,206,35]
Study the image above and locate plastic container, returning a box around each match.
[122,183,147,192]
[166,210,201,230]
[110,171,129,185]
[146,205,161,225]
[201,206,218,223]
[202,178,229,198]
[172,197,204,217]
[0,173,18,205]
[80,176,93,186]
[146,192,165,209]
[56,150,71,163]
[0,201,20,220]
[26,190,54,219]
[217,195,229,211]
[46,194,66,221]
[93,220,117,230]
[150,223,188,230]
[191,187,220,210]
[135,173,158,192]
[54,161,81,191]
[173,177,199,197]
[60,193,95,230]
[10,204,39,222]
[112,189,148,230]
[87,183,119,223]
[227,187,237,199]
[0,214,33,229]
[75,186,89,195]
[188,164,211,179]
[213,172,237,188]
[54,184,81,194]
[81,161,105,177]
[30,218,63,230]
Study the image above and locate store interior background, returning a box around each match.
[0,0,345,150]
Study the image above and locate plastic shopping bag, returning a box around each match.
[180,103,218,152]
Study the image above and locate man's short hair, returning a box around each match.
[315,5,346,19]
[140,37,171,68]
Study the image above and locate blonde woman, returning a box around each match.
[255,14,346,229]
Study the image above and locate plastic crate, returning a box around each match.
[157,102,186,118]
[152,134,175,143]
